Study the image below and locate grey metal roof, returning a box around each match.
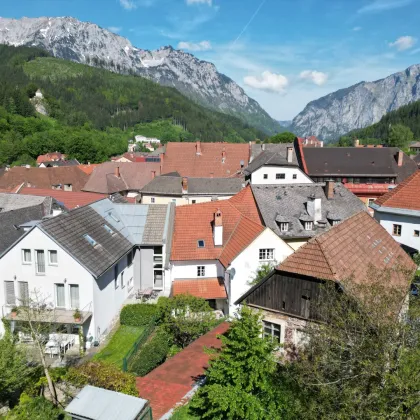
[141,176,244,195]
[0,193,49,212]
[142,204,169,244]
[251,183,367,239]
[250,143,297,161]
[245,147,298,175]
[65,385,148,420]
[39,206,133,278]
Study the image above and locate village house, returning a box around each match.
[409,141,420,154]
[170,186,294,315]
[0,199,174,341]
[236,211,416,348]
[140,174,244,205]
[38,159,80,168]
[371,170,420,253]
[301,136,323,148]
[246,143,313,185]
[251,181,366,250]
[36,152,67,165]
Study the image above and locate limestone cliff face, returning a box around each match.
[291,64,420,140]
[0,16,280,134]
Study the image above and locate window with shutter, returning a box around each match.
[18,282,29,305]
[4,281,15,305]
[70,285,79,309]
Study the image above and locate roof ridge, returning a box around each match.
[376,170,419,207]
[315,236,337,280]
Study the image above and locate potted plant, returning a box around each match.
[10,306,18,318]
[73,309,81,323]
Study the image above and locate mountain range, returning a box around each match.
[291,64,420,141]
[0,16,280,135]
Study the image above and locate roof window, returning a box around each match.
[83,234,97,247]
[197,240,205,248]
[108,212,120,222]
[103,224,114,235]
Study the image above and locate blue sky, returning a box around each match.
[2,0,420,120]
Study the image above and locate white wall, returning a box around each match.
[171,260,224,281]
[251,166,313,185]
[141,194,233,206]
[374,211,420,251]
[227,228,294,315]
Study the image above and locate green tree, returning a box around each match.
[247,262,276,286]
[267,131,296,143]
[6,395,63,420]
[387,124,413,149]
[190,307,292,420]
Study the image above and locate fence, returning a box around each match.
[122,318,156,372]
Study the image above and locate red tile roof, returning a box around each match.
[77,164,100,175]
[17,188,106,209]
[162,142,250,177]
[172,278,227,299]
[344,183,393,196]
[278,211,416,287]
[171,186,264,267]
[36,152,66,164]
[374,170,420,210]
[137,322,229,419]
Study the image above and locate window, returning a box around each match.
[197,266,205,277]
[414,230,420,237]
[259,248,274,261]
[4,281,16,305]
[83,234,97,247]
[263,174,268,179]
[154,246,163,263]
[305,221,313,231]
[154,270,163,288]
[301,292,311,318]
[127,250,133,267]
[368,198,376,206]
[332,220,340,226]
[22,249,31,264]
[393,224,402,236]
[292,174,297,180]
[172,199,176,203]
[263,321,281,343]
[103,224,114,235]
[64,184,72,191]
[192,200,196,204]
[114,264,119,289]
[279,222,289,232]
[35,250,45,274]
[18,282,29,305]
[151,197,155,203]
[108,212,120,223]
[128,277,134,291]
[48,250,58,265]
[121,271,124,288]
[70,285,79,309]
[55,284,65,307]
[197,240,205,248]
[276,173,286,180]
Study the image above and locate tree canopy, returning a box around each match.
[266,131,296,143]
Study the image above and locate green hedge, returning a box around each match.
[128,329,170,377]
[120,304,159,327]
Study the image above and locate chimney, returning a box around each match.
[151,170,156,179]
[182,176,188,193]
[320,141,324,148]
[287,147,293,163]
[210,172,214,178]
[196,141,201,155]
[397,150,404,167]
[240,160,244,169]
[115,166,120,178]
[307,194,322,224]
[325,179,334,199]
[222,148,226,163]
[213,209,223,246]
[354,139,360,147]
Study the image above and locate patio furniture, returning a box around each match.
[44,333,75,358]
[136,287,154,302]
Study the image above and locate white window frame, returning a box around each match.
[276,173,285,180]
[55,283,66,308]
[69,284,80,309]
[48,250,58,266]
[197,266,205,277]
[35,250,46,275]
[151,197,155,203]
[259,248,275,261]
[18,281,29,305]
[305,221,313,231]
[22,249,32,264]
[292,174,297,180]
[279,222,289,232]
[4,281,16,306]
[263,174,268,179]
[393,224,402,236]
[263,320,281,344]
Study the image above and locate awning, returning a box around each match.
[172,278,227,299]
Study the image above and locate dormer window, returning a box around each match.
[332,220,340,226]
[197,240,205,248]
[305,221,313,231]
[279,222,289,232]
[83,234,97,247]
[103,224,114,235]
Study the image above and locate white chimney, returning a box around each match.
[213,209,223,246]
[287,147,293,163]
[307,194,322,224]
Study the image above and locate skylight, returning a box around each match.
[84,234,97,247]
[108,212,120,222]
[103,224,114,235]
[197,240,205,248]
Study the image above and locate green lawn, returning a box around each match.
[170,404,200,420]
[94,325,144,367]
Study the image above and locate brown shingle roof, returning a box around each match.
[172,278,227,299]
[374,170,420,210]
[277,211,416,287]
[0,167,89,191]
[162,142,250,177]
[82,162,161,194]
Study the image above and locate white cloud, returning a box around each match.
[389,35,417,51]
[178,40,212,51]
[118,0,154,9]
[243,71,289,93]
[358,0,412,14]
[107,26,122,33]
[186,0,212,5]
[352,26,362,31]
[300,70,328,86]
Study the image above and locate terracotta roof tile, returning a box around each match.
[162,142,250,178]
[172,278,227,299]
[375,170,420,210]
[36,152,66,164]
[278,211,416,288]
[77,164,100,175]
[228,185,262,223]
[345,183,393,195]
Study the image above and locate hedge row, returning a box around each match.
[120,303,159,327]
[128,329,170,377]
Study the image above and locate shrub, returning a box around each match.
[120,303,159,327]
[6,395,63,420]
[129,329,171,377]
[65,361,138,396]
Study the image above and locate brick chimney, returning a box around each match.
[287,147,293,163]
[210,172,214,178]
[115,166,120,178]
[325,179,335,199]
[182,177,188,193]
[354,139,360,147]
[196,141,201,155]
[213,209,223,246]
[397,150,404,167]
[151,170,156,179]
